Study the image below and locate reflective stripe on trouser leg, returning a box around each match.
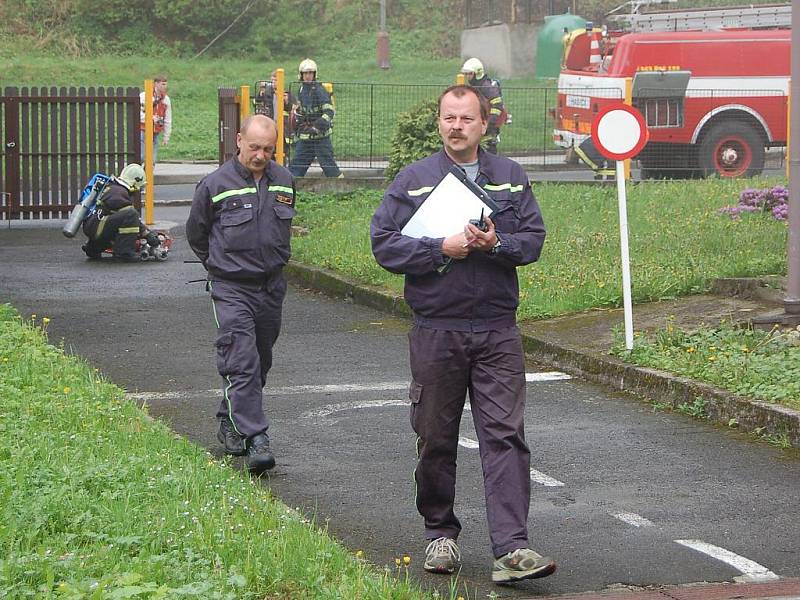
[468,326,530,558]
[209,282,240,436]
[408,326,470,541]
[209,276,287,438]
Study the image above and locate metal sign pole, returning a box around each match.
[616,159,634,350]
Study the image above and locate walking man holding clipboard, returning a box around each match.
[370,85,553,583]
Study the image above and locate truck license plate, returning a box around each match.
[566,94,590,109]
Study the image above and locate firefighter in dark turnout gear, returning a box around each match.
[288,58,342,178]
[186,115,296,475]
[370,86,556,583]
[461,58,506,154]
[81,163,159,261]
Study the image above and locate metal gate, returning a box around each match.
[1,86,140,220]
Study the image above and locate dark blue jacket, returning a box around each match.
[370,149,545,331]
[186,157,296,282]
[295,81,335,139]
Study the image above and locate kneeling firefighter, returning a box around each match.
[81,164,161,261]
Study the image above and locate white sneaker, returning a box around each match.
[492,547,556,583]
[423,537,461,574]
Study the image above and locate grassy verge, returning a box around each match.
[611,320,800,413]
[0,304,436,599]
[292,178,787,321]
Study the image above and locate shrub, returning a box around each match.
[385,98,440,181]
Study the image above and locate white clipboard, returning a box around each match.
[400,168,499,239]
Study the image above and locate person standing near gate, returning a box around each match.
[370,85,555,583]
[289,58,342,178]
[139,75,172,164]
[186,114,296,475]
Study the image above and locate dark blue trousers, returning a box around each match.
[209,274,287,439]
[289,137,341,177]
[408,325,530,558]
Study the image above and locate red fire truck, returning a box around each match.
[551,4,791,178]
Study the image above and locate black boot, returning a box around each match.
[245,433,276,474]
[217,419,246,456]
[81,244,102,260]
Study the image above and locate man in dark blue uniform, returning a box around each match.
[370,85,556,583]
[288,58,342,178]
[186,114,296,475]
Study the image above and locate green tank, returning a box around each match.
[535,13,587,79]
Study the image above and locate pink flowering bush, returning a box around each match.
[719,185,789,221]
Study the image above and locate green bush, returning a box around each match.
[385,98,440,181]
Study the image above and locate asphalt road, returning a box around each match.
[1,210,798,598]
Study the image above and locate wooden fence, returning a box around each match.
[1,86,140,220]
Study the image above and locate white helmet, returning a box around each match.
[298,58,318,80]
[461,57,484,80]
[117,163,146,192]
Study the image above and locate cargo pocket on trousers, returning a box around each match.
[409,380,423,404]
[215,331,233,376]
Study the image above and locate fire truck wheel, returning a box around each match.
[698,122,764,178]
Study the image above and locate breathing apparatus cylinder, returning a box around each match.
[62,174,110,238]
[62,203,89,238]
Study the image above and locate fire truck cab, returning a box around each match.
[552,4,791,178]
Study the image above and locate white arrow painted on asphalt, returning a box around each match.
[674,539,779,582]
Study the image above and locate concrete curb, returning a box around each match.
[284,260,800,449]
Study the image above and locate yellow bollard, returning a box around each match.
[276,69,286,166]
[239,85,250,123]
[143,79,154,226]
[623,77,633,181]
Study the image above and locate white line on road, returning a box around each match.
[127,381,410,402]
[530,469,565,487]
[674,539,779,582]
[612,512,654,527]
[458,436,480,449]
[526,371,572,382]
[127,372,570,403]
[301,398,409,419]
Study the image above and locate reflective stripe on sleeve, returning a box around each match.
[212,187,258,203]
[268,185,294,194]
[408,186,434,197]
[483,183,524,193]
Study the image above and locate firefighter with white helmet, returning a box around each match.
[81,163,160,261]
[461,58,506,154]
[289,58,342,177]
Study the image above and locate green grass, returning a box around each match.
[612,319,800,412]
[0,305,439,599]
[292,177,787,321]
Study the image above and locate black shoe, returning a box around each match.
[81,244,102,260]
[245,433,276,474]
[217,419,246,456]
